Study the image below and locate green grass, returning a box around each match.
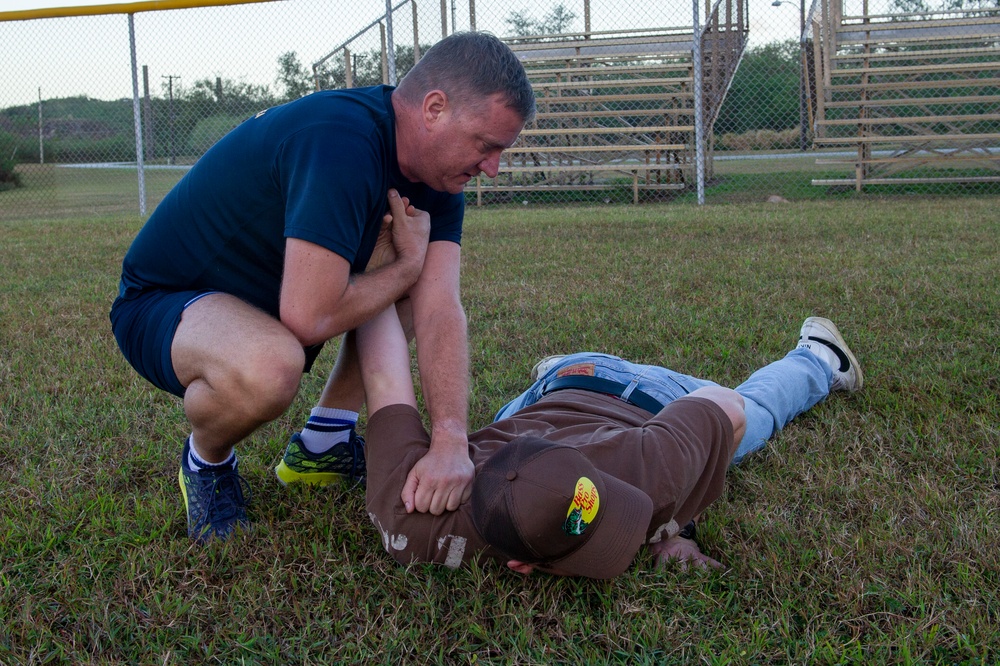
[1,165,186,221]
[1,198,998,663]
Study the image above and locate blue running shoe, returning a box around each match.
[274,432,366,486]
[178,437,251,543]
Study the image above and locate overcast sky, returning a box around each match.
[1,0,404,107]
[0,0,817,108]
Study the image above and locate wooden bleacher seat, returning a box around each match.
[470,2,747,203]
[467,28,699,203]
[811,6,1000,190]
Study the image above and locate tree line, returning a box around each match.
[0,2,586,183]
[0,42,804,169]
[6,0,977,189]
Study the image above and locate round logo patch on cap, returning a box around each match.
[562,477,600,536]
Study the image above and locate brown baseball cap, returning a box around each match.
[471,436,653,579]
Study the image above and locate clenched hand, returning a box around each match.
[401,443,475,515]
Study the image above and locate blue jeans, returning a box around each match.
[493,348,833,465]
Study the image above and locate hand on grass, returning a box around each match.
[650,535,722,571]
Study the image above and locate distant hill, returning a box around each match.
[1,95,134,140]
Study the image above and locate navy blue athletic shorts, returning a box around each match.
[110,287,324,398]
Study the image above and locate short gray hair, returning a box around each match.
[396,32,535,122]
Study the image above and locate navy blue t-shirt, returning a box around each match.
[119,85,464,318]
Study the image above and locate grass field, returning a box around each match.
[5,157,999,220]
[1,197,998,664]
[0,165,184,222]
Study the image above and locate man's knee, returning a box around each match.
[184,333,306,421]
[688,386,747,437]
[173,293,307,417]
[233,341,306,419]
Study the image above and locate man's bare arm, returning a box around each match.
[399,239,474,515]
[279,190,429,347]
[356,306,418,413]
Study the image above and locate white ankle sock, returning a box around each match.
[300,407,358,454]
[187,435,236,471]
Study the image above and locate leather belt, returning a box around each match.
[541,375,665,415]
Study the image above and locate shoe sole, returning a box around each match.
[802,316,864,391]
[274,460,348,487]
[178,467,193,534]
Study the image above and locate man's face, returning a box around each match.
[420,93,525,194]
[506,559,576,577]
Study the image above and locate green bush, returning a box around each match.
[0,159,21,191]
[0,130,22,190]
[45,135,136,163]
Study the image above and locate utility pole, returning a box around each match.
[37,87,44,164]
[162,74,180,165]
[142,66,154,161]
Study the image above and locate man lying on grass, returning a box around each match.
[358,307,863,578]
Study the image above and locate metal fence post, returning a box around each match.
[385,0,397,84]
[128,13,146,216]
[37,87,43,164]
[693,0,705,205]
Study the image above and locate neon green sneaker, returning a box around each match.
[274,432,366,487]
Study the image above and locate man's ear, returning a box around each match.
[506,560,535,576]
[422,90,449,126]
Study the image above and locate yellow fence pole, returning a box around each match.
[0,0,282,23]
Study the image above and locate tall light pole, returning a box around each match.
[773,0,808,151]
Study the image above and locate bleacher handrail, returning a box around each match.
[312,0,410,71]
[839,7,1000,25]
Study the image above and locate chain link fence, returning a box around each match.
[1,0,997,220]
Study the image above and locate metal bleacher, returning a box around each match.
[810,3,1000,190]
[472,0,749,204]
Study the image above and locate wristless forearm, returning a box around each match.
[416,313,469,449]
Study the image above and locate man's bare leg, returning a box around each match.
[275,332,368,485]
[315,331,366,413]
[314,298,413,411]
[276,301,415,484]
[172,293,306,463]
[355,306,419,413]
[171,293,305,542]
